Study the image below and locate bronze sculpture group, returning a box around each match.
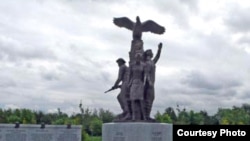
[105,16,165,122]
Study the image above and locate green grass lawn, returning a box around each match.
[89,136,101,141]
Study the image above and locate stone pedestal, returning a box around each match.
[102,122,172,141]
[0,124,82,141]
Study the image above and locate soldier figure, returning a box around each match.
[111,58,131,121]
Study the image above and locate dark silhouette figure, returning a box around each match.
[128,53,146,121]
[113,16,165,40]
[144,43,162,121]
[112,58,131,121]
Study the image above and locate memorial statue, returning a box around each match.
[107,15,165,122]
[113,16,165,40]
[103,15,167,141]
[144,42,163,121]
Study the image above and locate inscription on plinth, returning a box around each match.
[5,129,27,141]
[102,122,172,141]
[0,124,81,141]
[113,131,125,141]
[152,131,162,141]
[56,129,79,141]
[30,129,53,141]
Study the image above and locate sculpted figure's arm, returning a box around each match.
[144,63,153,86]
[143,65,149,85]
[113,66,125,88]
[153,42,163,64]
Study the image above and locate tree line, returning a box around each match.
[0,103,250,140]
[154,103,250,125]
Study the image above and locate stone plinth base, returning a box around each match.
[102,122,172,141]
[0,124,82,141]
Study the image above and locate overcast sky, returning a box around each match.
[0,0,250,116]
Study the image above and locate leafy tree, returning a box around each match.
[175,108,190,124]
[4,109,13,118]
[34,111,45,124]
[154,111,172,123]
[90,117,103,136]
[7,115,21,123]
[20,109,36,124]
[164,107,177,122]
[189,110,204,125]
[216,107,250,125]
[52,118,66,125]
[70,114,82,125]
[1,102,250,139]
[98,108,115,123]
[82,128,90,141]
[241,103,250,115]
[0,108,7,123]
[199,110,219,125]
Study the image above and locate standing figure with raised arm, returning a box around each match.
[144,42,163,121]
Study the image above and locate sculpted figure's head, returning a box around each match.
[116,58,126,66]
[144,49,153,59]
[135,52,143,62]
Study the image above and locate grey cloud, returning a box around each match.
[224,5,250,32]
[156,81,241,115]
[179,0,199,11]
[181,70,242,91]
[182,71,221,90]
[238,35,250,45]
[155,32,233,69]
[41,71,60,81]
[0,0,249,116]
[198,32,231,49]
[239,91,250,99]
[100,71,113,84]
[0,78,16,88]
[62,0,116,20]
[0,36,55,62]
[150,0,199,28]
[39,59,113,95]
[89,0,121,3]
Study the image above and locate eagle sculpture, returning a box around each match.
[113,16,165,40]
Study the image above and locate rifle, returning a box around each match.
[104,85,121,93]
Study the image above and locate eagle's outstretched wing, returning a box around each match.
[142,20,165,34]
[113,17,135,31]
